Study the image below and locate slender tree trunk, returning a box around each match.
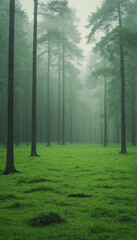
[104,74,107,147]
[62,42,65,145]
[26,84,29,145]
[89,114,92,144]
[31,0,38,156]
[58,46,61,144]
[100,84,103,144]
[132,76,136,146]
[47,40,50,147]
[70,101,73,144]
[118,2,127,153]
[4,0,17,174]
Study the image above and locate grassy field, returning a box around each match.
[0,144,136,240]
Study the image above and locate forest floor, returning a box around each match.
[0,144,136,240]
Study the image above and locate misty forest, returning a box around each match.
[0,0,136,239]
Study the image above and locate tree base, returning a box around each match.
[30,153,39,157]
[3,168,20,175]
[120,150,127,154]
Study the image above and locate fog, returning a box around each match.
[0,0,136,148]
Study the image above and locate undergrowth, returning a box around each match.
[0,143,136,240]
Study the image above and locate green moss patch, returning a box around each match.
[28,212,65,227]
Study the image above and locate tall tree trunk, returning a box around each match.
[31,0,38,156]
[58,46,61,144]
[104,74,107,147]
[131,76,136,146]
[118,2,127,153]
[70,101,73,144]
[4,0,17,174]
[47,40,50,147]
[100,84,103,144]
[62,42,65,145]
[26,84,29,145]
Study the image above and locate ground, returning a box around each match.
[0,144,136,240]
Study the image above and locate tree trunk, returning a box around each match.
[104,74,107,147]
[47,39,50,147]
[4,0,17,174]
[100,83,103,144]
[62,42,65,145]
[58,46,61,144]
[131,76,136,146]
[31,0,38,156]
[70,101,73,144]
[118,2,127,153]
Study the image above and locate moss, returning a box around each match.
[28,212,65,227]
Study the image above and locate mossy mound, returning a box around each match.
[28,212,65,227]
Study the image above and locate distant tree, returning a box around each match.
[87,0,136,153]
[4,0,18,174]
[38,0,82,145]
[31,0,38,156]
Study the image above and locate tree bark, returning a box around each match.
[62,42,65,145]
[100,84,103,144]
[4,0,17,174]
[118,3,127,153]
[47,39,50,147]
[70,101,73,144]
[131,76,136,146]
[58,45,61,144]
[31,0,38,156]
[104,74,107,147]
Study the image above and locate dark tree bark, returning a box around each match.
[31,0,38,156]
[104,74,107,147]
[47,39,50,147]
[62,42,65,145]
[26,83,29,145]
[118,2,127,153]
[58,46,61,144]
[70,101,73,144]
[4,0,17,174]
[131,76,136,146]
[100,84,103,144]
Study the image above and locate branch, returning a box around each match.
[37,12,56,18]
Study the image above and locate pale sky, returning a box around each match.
[20,0,101,57]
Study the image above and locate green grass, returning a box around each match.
[0,143,136,240]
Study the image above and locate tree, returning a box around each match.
[38,0,82,145]
[31,0,38,156]
[4,0,17,174]
[87,0,135,153]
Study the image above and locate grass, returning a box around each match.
[0,143,136,240]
